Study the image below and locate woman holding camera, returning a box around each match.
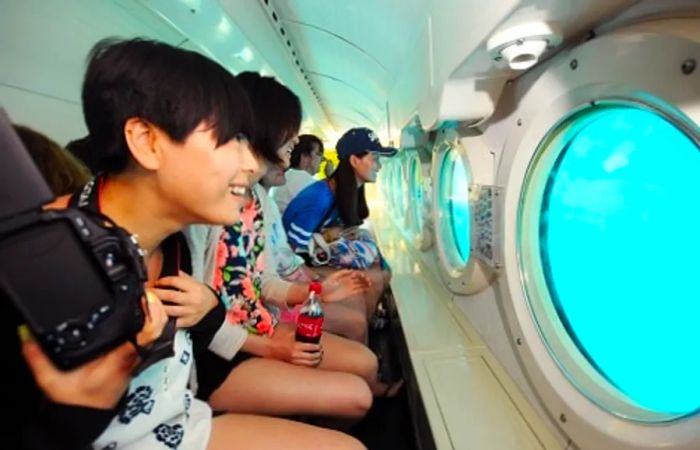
[9,38,363,450]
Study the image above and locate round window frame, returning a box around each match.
[392,155,407,225]
[407,151,426,240]
[518,99,700,423]
[496,22,700,450]
[434,141,472,277]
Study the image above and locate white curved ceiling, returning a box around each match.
[273,0,428,131]
[1,0,639,146]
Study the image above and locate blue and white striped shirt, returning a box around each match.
[281,180,339,254]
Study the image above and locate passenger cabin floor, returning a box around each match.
[350,319,418,450]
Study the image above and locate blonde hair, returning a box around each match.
[13,125,92,196]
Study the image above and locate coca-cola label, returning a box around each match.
[296,315,323,338]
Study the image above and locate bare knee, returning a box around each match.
[334,434,367,450]
[343,376,373,418]
[350,345,379,385]
[321,430,366,450]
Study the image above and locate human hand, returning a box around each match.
[268,326,322,367]
[321,270,371,303]
[20,291,167,409]
[152,271,218,328]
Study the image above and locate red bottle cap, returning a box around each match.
[309,281,322,294]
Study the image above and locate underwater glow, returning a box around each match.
[409,156,424,233]
[393,162,405,215]
[539,106,700,415]
[439,149,470,266]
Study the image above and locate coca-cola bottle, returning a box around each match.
[295,281,324,344]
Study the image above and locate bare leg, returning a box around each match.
[208,414,365,450]
[324,301,368,344]
[314,266,386,319]
[315,325,401,397]
[208,356,372,418]
[362,267,388,318]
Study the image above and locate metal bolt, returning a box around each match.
[570,59,578,70]
[560,413,567,423]
[681,58,696,75]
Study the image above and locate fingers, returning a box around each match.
[145,288,167,318]
[161,303,199,328]
[347,277,371,290]
[344,285,366,296]
[137,290,168,347]
[292,349,323,367]
[21,338,57,387]
[356,272,372,285]
[153,277,188,292]
[154,271,193,291]
[329,269,353,279]
[175,317,196,328]
[292,357,321,367]
[21,332,138,391]
[162,304,193,316]
[150,287,187,305]
[296,342,321,353]
[329,270,372,286]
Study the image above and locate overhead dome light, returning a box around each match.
[487,21,561,71]
[235,47,254,63]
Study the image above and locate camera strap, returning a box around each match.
[70,176,182,369]
[71,175,192,272]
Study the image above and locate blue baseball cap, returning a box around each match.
[336,127,398,160]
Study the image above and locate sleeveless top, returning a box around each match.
[71,176,212,450]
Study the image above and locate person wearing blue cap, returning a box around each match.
[282,127,397,331]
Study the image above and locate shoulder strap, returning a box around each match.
[160,232,192,277]
[68,176,101,212]
[71,176,193,277]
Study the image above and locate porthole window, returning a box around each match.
[519,103,700,421]
[392,159,406,218]
[437,147,471,270]
[379,160,393,210]
[408,154,425,236]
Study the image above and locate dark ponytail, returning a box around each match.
[332,156,369,227]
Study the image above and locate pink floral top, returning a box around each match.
[214,190,277,336]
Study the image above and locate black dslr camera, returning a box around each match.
[0,109,172,371]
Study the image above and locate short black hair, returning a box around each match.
[290,134,324,168]
[82,38,254,174]
[332,156,368,227]
[236,72,301,164]
[65,135,96,172]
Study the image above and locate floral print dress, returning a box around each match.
[214,189,277,336]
